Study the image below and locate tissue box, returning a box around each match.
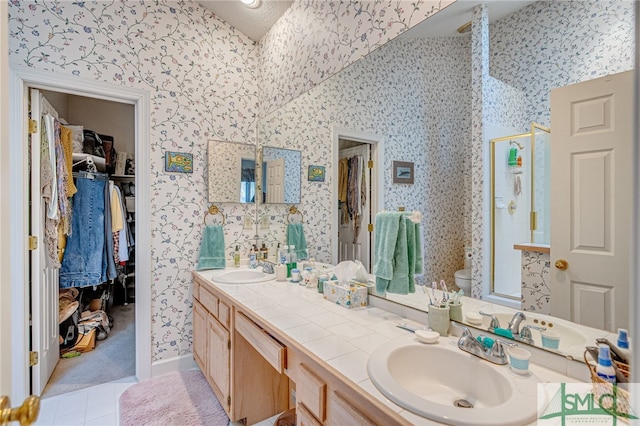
[323,280,368,309]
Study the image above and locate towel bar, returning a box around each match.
[286,205,304,224]
[204,205,226,226]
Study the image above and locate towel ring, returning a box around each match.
[286,205,304,224]
[204,205,226,226]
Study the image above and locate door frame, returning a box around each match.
[8,65,152,400]
[331,126,384,266]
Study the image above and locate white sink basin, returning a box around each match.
[368,337,539,425]
[208,269,274,284]
[486,312,588,352]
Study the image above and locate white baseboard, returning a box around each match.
[150,353,198,377]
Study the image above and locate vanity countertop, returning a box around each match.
[194,269,582,425]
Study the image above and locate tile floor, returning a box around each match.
[34,377,136,426]
[34,375,281,426]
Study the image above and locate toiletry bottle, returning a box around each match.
[617,328,631,360]
[276,243,282,264]
[260,243,268,262]
[249,245,257,269]
[233,245,240,268]
[289,244,298,272]
[282,245,290,276]
[596,344,616,383]
[318,272,328,294]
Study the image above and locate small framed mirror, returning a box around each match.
[261,146,302,204]
[208,140,257,203]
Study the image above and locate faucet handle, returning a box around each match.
[479,311,500,330]
[491,338,516,360]
[519,324,546,344]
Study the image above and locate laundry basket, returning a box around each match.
[584,350,632,421]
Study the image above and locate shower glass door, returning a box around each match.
[490,123,551,299]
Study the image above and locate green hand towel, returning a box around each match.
[197,225,226,270]
[373,212,402,294]
[286,223,308,260]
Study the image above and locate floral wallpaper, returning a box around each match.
[521,250,551,314]
[258,35,472,286]
[259,0,455,116]
[9,0,260,362]
[8,0,458,364]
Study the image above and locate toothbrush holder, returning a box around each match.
[428,304,450,336]
[448,302,463,322]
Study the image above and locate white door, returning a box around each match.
[266,158,284,203]
[550,70,633,332]
[338,144,371,271]
[30,88,60,395]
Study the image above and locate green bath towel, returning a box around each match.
[373,212,402,294]
[374,212,423,295]
[197,225,226,270]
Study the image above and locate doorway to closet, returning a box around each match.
[31,88,138,399]
[331,128,383,272]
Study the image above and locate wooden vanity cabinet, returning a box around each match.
[287,348,408,426]
[193,276,289,424]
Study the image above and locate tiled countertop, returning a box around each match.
[194,269,579,425]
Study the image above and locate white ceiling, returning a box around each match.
[199,0,293,42]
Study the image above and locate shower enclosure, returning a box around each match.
[490,123,551,299]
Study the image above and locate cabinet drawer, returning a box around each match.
[235,312,286,373]
[297,402,323,426]
[328,391,376,426]
[297,364,326,422]
[199,285,219,318]
[218,300,230,329]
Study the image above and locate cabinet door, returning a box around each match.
[327,391,376,426]
[192,300,207,371]
[207,315,230,412]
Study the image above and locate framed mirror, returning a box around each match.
[260,146,302,204]
[208,140,257,204]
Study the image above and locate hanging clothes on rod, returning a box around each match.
[59,171,111,289]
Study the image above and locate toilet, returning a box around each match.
[454,247,472,296]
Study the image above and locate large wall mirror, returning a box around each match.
[260,146,302,204]
[208,140,257,204]
[254,0,635,360]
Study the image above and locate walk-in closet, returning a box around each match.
[32,89,137,398]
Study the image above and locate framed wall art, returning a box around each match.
[165,151,193,173]
[308,165,326,182]
[392,161,414,184]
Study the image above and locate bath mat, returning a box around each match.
[119,369,228,426]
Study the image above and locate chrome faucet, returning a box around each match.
[517,324,546,345]
[507,312,527,335]
[479,311,501,331]
[258,260,275,274]
[456,325,514,365]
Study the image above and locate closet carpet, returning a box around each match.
[119,369,229,426]
[42,303,136,398]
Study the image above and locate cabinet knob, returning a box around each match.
[554,259,569,270]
